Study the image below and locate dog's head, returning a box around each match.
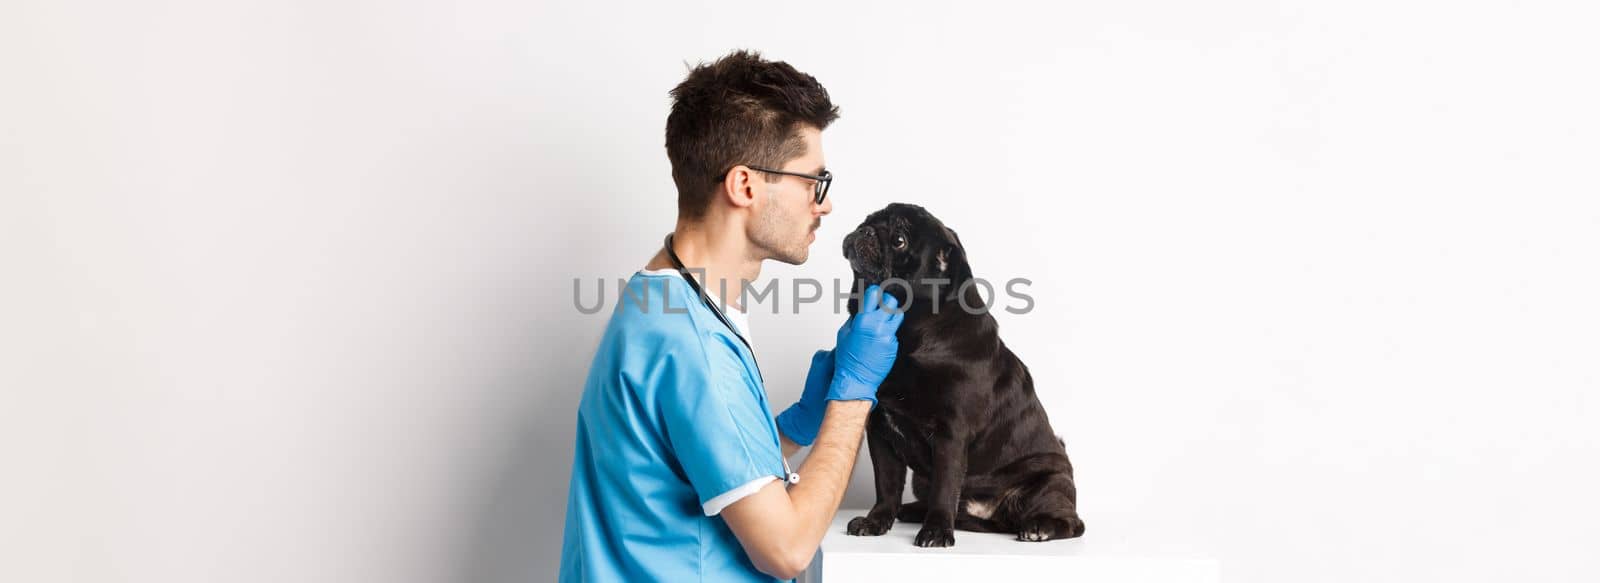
[842,203,973,311]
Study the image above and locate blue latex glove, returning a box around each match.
[828,285,905,407]
[775,349,835,446]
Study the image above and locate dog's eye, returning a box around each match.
[892,234,908,251]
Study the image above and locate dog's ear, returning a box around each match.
[935,224,972,300]
[935,225,964,273]
[941,225,963,248]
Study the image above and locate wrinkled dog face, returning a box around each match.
[842,203,972,309]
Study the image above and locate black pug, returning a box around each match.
[840,203,1085,547]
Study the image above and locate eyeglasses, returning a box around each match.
[725,165,833,204]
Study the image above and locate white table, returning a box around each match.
[799,510,1219,583]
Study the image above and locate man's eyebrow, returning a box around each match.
[813,166,827,175]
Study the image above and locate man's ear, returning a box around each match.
[721,165,762,210]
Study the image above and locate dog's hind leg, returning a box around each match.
[1013,473,1085,541]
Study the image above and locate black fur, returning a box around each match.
[841,203,1085,547]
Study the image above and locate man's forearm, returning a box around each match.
[784,400,871,560]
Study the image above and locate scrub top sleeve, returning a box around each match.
[658,335,784,516]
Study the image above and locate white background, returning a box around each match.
[4,1,1598,581]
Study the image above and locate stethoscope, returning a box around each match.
[663,233,800,485]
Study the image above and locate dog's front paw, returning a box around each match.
[913,524,955,548]
[847,515,892,536]
[1016,515,1086,541]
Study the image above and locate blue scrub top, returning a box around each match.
[559,270,791,582]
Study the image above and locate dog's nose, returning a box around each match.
[849,226,874,247]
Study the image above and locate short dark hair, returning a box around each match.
[665,50,840,220]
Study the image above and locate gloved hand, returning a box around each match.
[828,284,905,407]
[775,349,835,446]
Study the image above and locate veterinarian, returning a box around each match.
[557,51,906,582]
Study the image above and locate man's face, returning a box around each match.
[750,126,833,265]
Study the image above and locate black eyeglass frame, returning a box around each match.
[723,165,833,204]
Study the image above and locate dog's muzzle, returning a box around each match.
[843,225,889,280]
[843,226,875,262]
